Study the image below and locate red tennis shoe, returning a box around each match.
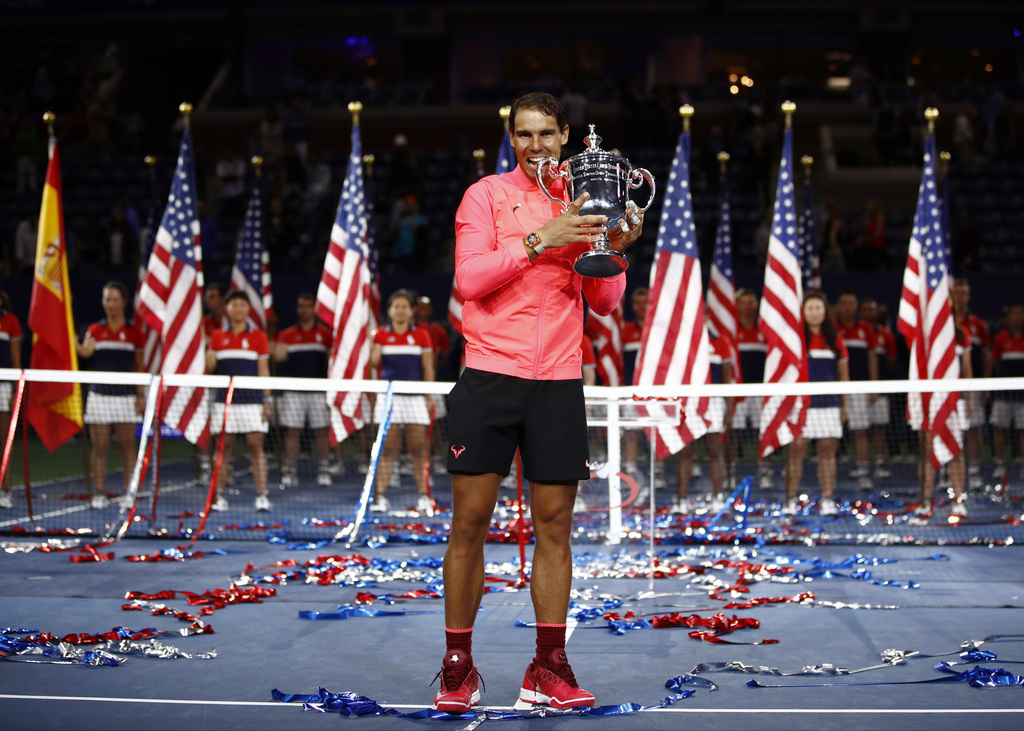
[431,651,482,713]
[517,648,595,709]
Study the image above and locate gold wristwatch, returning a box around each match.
[524,231,546,255]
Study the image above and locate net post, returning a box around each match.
[606,396,623,545]
[21,380,34,526]
[189,377,235,547]
[335,382,394,546]
[150,376,164,527]
[0,373,25,491]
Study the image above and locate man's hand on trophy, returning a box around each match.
[536,193,608,250]
[608,200,644,252]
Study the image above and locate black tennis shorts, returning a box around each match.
[446,368,591,483]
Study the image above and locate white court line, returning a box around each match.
[0,695,1022,714]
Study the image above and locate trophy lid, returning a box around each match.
[583,124,603,153]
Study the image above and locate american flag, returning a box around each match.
[799,175,821,293]
[897,133,962,467]
[316,122,371,443]
[587,303,624,387]
[497,129,515,174]
[136,129,209,445]
[135,162,163,373]
[229,179,274,331]
[705,174,737,343]
[635,129,710,457]
[757,125,808,458]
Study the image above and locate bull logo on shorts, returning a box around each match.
[450,445,466,459]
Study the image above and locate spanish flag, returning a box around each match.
[28,140,83,452]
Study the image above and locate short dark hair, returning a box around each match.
[953,277,970,288]
[387,289,417,309]
[206,282,227,297]
[837,289,858,301]
[225,289,250,306]
[509,92,568,133]
[102,281,128,302]
[737,288,758,302]
[297,292,316,304]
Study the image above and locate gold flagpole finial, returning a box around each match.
[348,101,363,126]
[251,155,263,177]
[939,150,951,177]
[363,153,375,179]
[717,150,730,176]
[42,111,56,138]
[679,104,694,133]
[473,148,486,175]
[144,155,156,178]
[782,100,796,130]
[801,155,814,179]
[179,102,193,129]
[924,107,939,136]
[499,105,511,131]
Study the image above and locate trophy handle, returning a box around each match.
[628,167,656,212]
[535,157,570,213]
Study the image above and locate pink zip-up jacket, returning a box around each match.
[454,165,626,381]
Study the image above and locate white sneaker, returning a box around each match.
[913,500,932,518]
[389,467,401,489]
[573,495,588,513]
[211,496,229,512]
[781,497,798,516]
[370,496,389,513]
[90,493,109,509]
[671,498,692,514]
[691,463,703,477]
[819,498,837,516]
[858,475,873,490]
[325,460,345,476]
[281,472,297,488]
[416,495,433,513]
[969,474,984,489]
[950,500,968,518]
[254,494,272,512]
[850,464,870,478]
[431,457,447,476]
[0,491,12,509]
[707,495,726,514]
[317,471,331,488]
[500,472,518,489]
[873,463,892,479]
[993,463,1006,480]
[759,472,774,490]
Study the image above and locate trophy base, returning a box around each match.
[574,248,628,278]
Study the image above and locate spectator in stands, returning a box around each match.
[266,197,298,271]
[369,290,435,514]
[75,282,144,509]
[283,96,311,163]
[303,149,332,213]
[835,290,879,485]
[206,290,273,513]
[852,199,885,270]
[785,293,848,516]
[203,282,229,342]
[951,208,980,272]
[953,106,978,164]
[865,299,897,466]
[989,303,1024,483]
[13,213,38,275]
[390,194,428,273]
[0,290,22,510]
[674,329,735,515]
[727,289,773,489]
[215,152,247,217]
[822,194,847,272]
[953,279,990,489]
[272,293,334,489]
[105,206,137,271]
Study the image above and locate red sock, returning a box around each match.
[445,627,473,659]
[535,623,566,665]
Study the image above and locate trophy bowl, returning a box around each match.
[536,125,656,278]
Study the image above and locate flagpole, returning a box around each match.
[718,150,729,178]
[473,148,485,177]
[679,103,693,133]
[499,105,510,131]
[45,108,92,497]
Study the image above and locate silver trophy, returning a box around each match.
[536,125,656,278]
